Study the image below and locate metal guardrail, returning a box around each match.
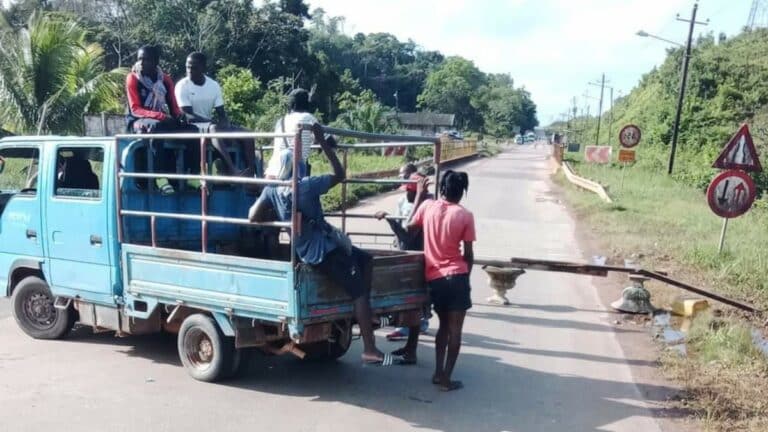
[561,161,613,203]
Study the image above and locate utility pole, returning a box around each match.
[668,2,708,174]
[588,74,609,146]
[607,87,614,145]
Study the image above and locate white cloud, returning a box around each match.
[307,0,751,125]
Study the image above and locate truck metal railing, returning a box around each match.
[114,124,458,261]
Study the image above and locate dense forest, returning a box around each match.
[561,28,768,195]
[0,0,539,137]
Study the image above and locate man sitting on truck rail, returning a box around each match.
[175,52,257,177]
[125,45,198,195]
[248,123,395,366]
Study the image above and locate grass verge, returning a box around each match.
[555,159,768,431]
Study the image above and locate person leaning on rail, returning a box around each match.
[249,123,406,367]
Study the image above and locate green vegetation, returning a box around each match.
[663,313,768,431]
[561,29,768,195]
[0,1,537,137]
[0,11,124,135]
[558,159,768,308]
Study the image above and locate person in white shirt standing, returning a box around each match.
[264,88,319,179]
[175,52,255,176]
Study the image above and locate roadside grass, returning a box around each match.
[555,159,768,309]
[663,312,768,431]
[555,159,768,431]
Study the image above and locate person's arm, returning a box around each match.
[248,191,275,223]
[406,198,428,233]
[164,75,183,119]
[213,84,229,127]
[311,123,344,187]
[462,212,476,275]
[463,241,474,276]
[179,106,211,123]
[126,74,167,120]
[214,106,229,128]
[406,176,430,224]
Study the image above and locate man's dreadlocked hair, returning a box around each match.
[439,170,469,202]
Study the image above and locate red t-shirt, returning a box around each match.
[411,199,476,282]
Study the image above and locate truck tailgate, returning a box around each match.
[297,250,427,320]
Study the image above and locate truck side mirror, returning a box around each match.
[0,157,5,174]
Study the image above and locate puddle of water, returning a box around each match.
[751,330,768,358]
[668,344,687,357]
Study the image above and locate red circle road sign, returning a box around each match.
[619,124,641,148]
[706,170,757,218]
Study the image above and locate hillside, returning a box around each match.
[570,28,768,194]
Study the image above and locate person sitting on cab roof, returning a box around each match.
[125,45,197,194]
[249,123,398,367]
[175,52,256,177]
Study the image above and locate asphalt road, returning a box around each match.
[0,145,675,432]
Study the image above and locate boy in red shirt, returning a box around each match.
[408,170,475,391]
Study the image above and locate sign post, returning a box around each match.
[617,125,641,192]
[707,124,762,253]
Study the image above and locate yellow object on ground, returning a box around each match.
[671,297,710,317]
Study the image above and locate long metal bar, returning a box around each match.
[476,256,760,314]
[341,149,348,233]
[150,215,157,247]
[114,137,124,242]
[434,138,442,197]
[120,210,291,228]
[326,212,406,221]
[119,172,290,186]
[291,127,302,267]
[345,231,395,237]
[199,137,208,253]
[343,178,413,185]
[318,125,439,144]
[115,132,295,140]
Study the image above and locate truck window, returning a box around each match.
[54,147,104,199]
[0,147,40,195]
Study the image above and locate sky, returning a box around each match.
[306,0,753,126]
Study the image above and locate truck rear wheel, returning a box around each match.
[12,276,72,340]
[302,321,352,362]
[177,314,236,382]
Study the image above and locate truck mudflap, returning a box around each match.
[297,250,427,321]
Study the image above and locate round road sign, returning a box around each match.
[619,124,641,148]
[706,170,757,218]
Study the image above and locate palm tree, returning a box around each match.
[0,11,125,135]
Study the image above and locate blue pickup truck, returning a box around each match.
[0,130,429,381]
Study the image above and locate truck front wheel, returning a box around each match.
[12,276,72,340]
[177,314,236,382]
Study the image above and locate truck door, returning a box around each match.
[0,144,43,291]
[44,144,114,304]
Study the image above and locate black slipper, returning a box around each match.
[438,380,464,392]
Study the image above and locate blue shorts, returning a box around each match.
[429,274,472,313]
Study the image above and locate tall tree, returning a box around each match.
[0,11,124,134]
[417,56,486,130]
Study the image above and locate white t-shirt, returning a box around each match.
[175,76,224,120]
[265,111,317,177]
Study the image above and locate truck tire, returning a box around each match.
[12,276,72,340]
[302,321,352,362]
[177,314,236,382]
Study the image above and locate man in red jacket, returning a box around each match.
[126,46,196,194]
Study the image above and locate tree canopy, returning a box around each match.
[0,0,538,137]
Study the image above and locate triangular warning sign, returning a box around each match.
[713,124,763,172]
